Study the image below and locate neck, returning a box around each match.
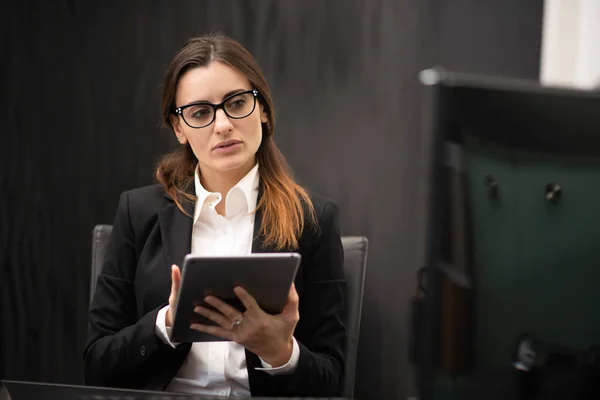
[198,159,255,197]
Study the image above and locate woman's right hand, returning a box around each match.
[165,264,181,328]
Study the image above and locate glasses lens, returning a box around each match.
[225,92,255,118]
[183,104,214,128]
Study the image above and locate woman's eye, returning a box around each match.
[228,99,246,108]
[191,108,211,118]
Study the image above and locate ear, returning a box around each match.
[171,115,188,144]
[259,103,268,124]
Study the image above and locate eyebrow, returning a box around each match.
[183,88,249,107]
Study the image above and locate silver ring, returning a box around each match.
[232,315,244,326]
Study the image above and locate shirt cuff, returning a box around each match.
[256,337,300,375]
[155,305,180,348]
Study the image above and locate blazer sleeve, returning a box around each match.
[250,200,347,397]
[83,191,177,387]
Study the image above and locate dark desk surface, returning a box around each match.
[1,380,352,400]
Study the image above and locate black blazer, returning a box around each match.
[83,183,346,397]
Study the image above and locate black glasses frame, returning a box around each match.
[174,89,259,129]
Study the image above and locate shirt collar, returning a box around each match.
[193,163,260,223]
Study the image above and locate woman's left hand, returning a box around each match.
[191,284,300,367]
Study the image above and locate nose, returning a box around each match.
[213,108,233,135]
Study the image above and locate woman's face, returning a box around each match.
[171,61,267,177]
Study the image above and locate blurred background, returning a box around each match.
[2,0,598,399]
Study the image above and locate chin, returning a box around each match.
[212,157,254,173]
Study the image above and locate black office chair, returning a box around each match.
[90,224,113,305]
[339,236,368,398]
[90,225,368,398]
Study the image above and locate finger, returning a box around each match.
[170,266,176,297]
[167,265,181,328]
[194,306,232,329]
[289,283,299,304]
[282,283,300,314]
[204,296,244,322]
[190,323,234,341]
[233,286,259,311]
[169,265,179,304]
[172,265,181,294]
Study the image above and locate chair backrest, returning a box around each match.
[340,236,368,399]
[90,225,113,305]
[89,225,367,398]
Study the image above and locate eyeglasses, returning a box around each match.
[174,89,259,129]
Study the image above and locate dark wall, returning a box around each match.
[436,0,543,78]
[0,1,543,399]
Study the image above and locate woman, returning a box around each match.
[83,34,346,398]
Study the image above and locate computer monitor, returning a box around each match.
[0,380,191,400]
[415,68,600,400]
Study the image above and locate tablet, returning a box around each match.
[170,252,301,343]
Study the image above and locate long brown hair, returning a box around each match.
[156,34,316,250]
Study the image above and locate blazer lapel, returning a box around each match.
[251,186,279,254]
[158,194,194,269]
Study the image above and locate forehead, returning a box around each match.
[176,61,251,105]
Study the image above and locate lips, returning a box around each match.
[213,139,241,150]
